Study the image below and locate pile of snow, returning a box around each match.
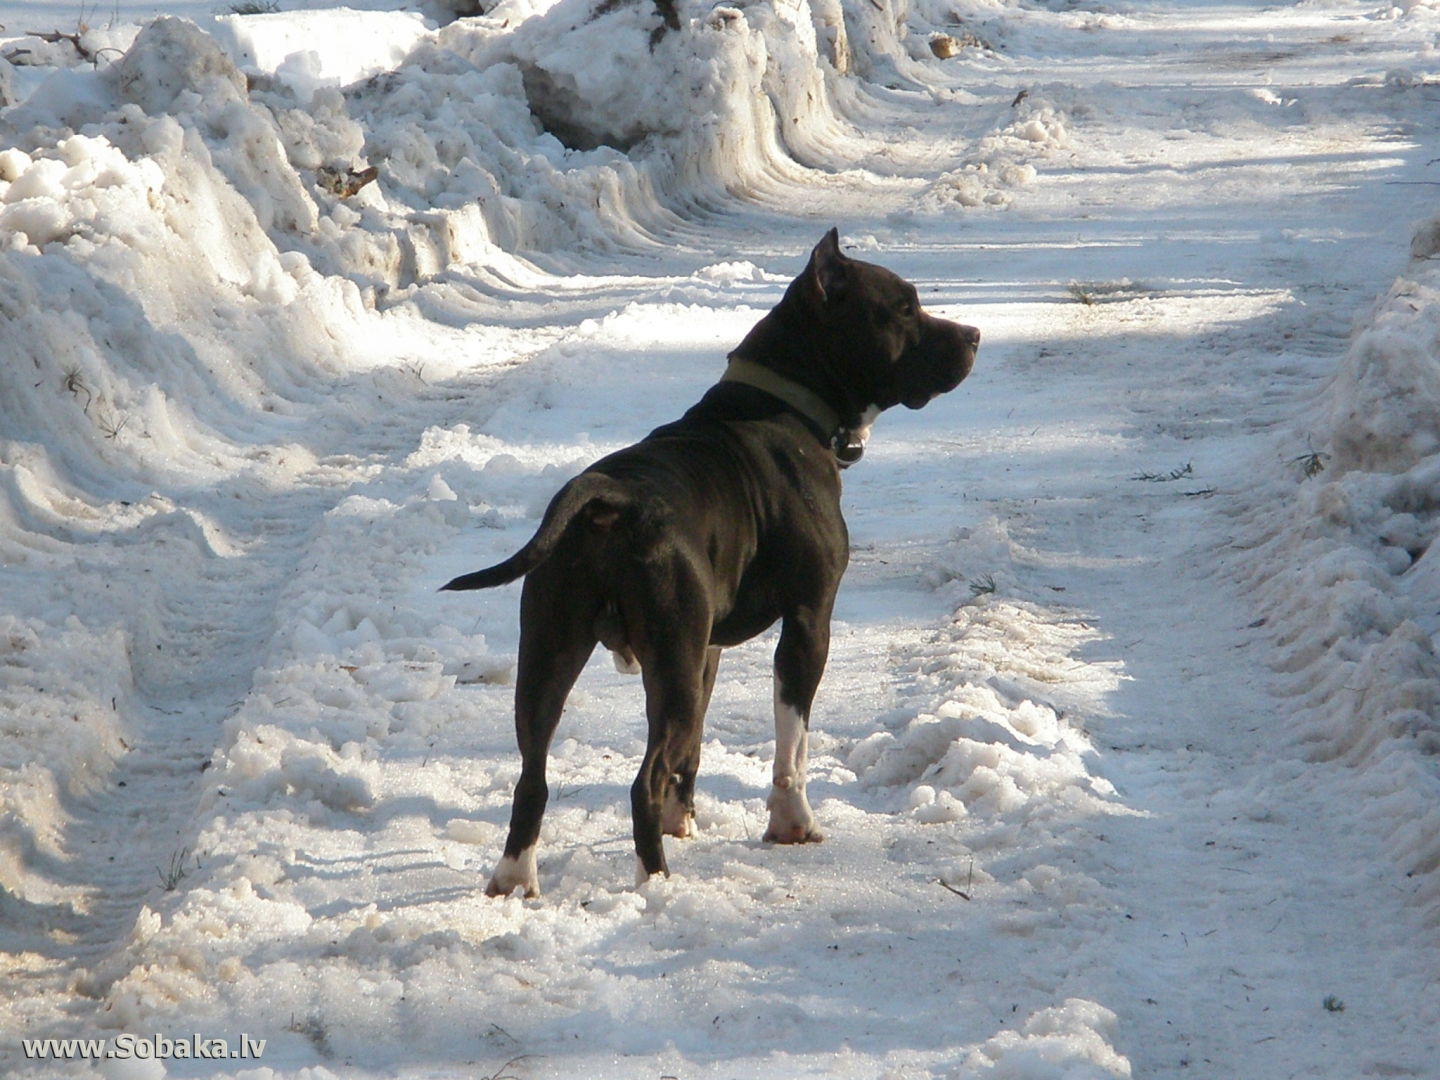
[1232,222,1440,918]
[850,590,1124,826]
[855,515,1133,838]
[0,0,1053,296]
[947,998,1130,1080]
[922,102,1058,210]
[0,121,376,487]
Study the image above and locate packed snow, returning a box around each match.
[2,0,1440,1076]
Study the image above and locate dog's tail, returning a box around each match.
[439,472,632,592]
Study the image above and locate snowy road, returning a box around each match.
[3,0,1440,1076]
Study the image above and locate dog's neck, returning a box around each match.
[719,357,866,466]
[721,356,841,439]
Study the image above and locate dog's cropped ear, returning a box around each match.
[805,227,848,304]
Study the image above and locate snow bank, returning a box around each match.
[0,25,408,924]
[1232,227,1440,918]
[1,0,1040,301]
[0,19,402,500]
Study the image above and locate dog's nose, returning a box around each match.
[961,325,980,347]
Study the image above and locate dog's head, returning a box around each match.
[731,229,978,437]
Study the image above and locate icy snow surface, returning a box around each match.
[2,0,1440,1076]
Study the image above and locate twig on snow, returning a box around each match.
[939,857,974,900]
[479,1054,533,1080]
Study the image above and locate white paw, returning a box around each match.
[764,783,822,844]
[485,847,539,898]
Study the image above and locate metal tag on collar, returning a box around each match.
[832,429,865,468]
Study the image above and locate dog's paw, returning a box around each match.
[764,785,822,844]
[763,822,825,844]
[486,848,539,899]
[634,857,669,888]
[611,648,641,675]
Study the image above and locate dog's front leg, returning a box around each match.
[765,611,828,844]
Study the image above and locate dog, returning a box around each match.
[442,229,979,897]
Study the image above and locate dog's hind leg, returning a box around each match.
[632,610,712,882]
[486,577,597,899]
[661,645,720,839]
[765,609,830,844]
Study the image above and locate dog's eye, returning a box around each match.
[897,302,915,320]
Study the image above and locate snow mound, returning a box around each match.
[1232,231,1440,918]
[0,114,376,497]
[1326,272,1440,474]
[856,593,1126,823]
[422,0,861,214]
[948,999,1131,1079]
[922,99,1063,211]
[851,518,1130,836]
[116,16,248,116]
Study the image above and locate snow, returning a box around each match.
[2,0,1440,1076]
[1229,226,1440,916]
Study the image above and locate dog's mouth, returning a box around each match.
[901,367,967,409]
[902,389,937,410]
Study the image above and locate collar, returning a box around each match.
[719,357,866,467]
[720,356,842,443]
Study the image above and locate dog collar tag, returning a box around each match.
[832,431,865,468]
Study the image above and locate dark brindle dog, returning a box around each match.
[442,230,978,897]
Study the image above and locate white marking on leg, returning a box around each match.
[765,683,821,843]
[486,845,539,898]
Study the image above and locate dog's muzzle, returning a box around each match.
[896,320,979,409]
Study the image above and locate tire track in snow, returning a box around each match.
[0,361,535,1036]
